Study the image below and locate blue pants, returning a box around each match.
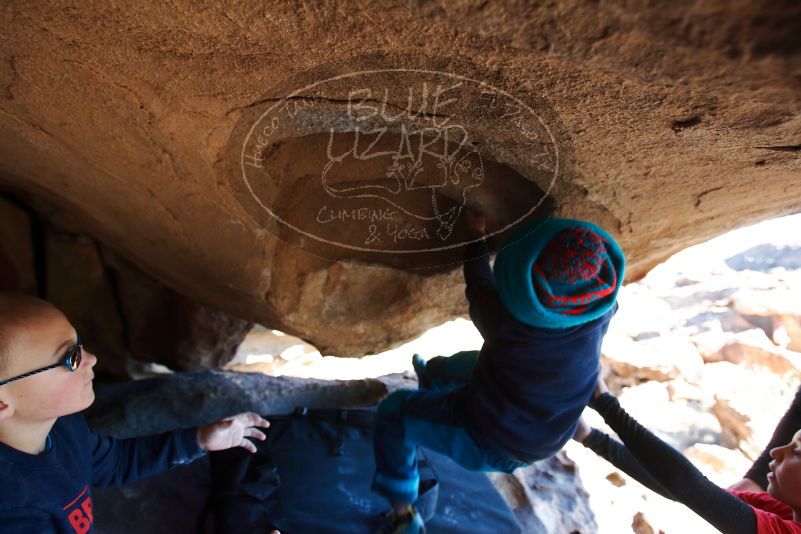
[371,351,528,505]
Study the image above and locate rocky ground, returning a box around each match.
[217,213,801,533]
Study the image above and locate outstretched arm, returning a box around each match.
[578,425,674,500]
[89,424,207,487]
[588,390,757,534]
[90,412,269,487]
[463,209,512,337]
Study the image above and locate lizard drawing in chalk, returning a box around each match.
[321,123,485,241]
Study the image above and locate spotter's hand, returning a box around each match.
[197,412,270,454]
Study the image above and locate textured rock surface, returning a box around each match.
[489,452,597,534]
[102,250,254,371]
[0,196,36,294]
[601,334,704,386]
[0,199,253,375]
[44,226,130,378]
[1,1,800,356]
[85,370,390,437]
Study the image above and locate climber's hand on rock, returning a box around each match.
[197,412,270,453]
[466,207,487,237]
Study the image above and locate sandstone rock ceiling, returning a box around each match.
[1,1,799,356]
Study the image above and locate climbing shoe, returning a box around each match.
[376,505,426,534]
[411,354,431,390]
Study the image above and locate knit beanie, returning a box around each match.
[493,217,626,329]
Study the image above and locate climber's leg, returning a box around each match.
[413,350,480,391]
[372,386,523,507]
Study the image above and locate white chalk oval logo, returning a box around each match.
[226,68,563,269]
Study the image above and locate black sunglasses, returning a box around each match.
[0,335,83,386]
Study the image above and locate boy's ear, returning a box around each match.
[0,398,14,422]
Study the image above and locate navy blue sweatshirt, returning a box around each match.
[460,239,617,462]
[0,413,206,533]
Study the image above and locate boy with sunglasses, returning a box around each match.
[0,292,272,533]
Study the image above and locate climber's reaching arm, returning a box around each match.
[589,393,757,534]
[579,427,675,500]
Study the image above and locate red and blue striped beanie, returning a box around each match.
[493,217,626,329]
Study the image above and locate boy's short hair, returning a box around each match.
[0,293,58,375]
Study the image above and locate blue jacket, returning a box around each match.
[0,413,206,533]
[460,239,617,462]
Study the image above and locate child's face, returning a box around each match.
[767,429,801,508]
[0,306,97,421]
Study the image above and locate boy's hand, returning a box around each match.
[197,412,270,454]
[465,207,487,237]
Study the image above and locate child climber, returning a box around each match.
[372,210,626,533]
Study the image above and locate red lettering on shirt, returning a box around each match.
[63,485,94,534]
[81,496,93,522]
[67,507,91,534]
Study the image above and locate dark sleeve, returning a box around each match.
[581,428,675,500]
[589,393,757,534]
[463,239,513,337]
[0,508,56,533]
[745,384,801,490]
[89,425,207,487]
